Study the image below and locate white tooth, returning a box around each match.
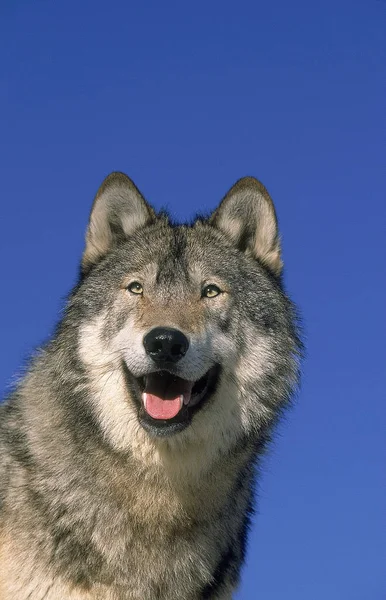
[142,393,147,410]
[183,394,189,406]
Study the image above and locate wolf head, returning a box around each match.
[66,173,299,455]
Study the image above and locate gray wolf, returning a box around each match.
[0,173,301,599]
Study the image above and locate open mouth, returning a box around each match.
[123,364,220,437]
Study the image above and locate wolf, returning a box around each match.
[0,172,301,599]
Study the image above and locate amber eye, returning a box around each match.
[127,281,143,295]
[202,284,221,298]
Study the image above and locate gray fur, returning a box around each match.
[0,173,301,599]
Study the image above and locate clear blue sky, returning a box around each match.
[1,1,385,598]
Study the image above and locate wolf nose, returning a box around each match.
[143,327,189,364]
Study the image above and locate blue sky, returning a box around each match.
[1,1,385,598]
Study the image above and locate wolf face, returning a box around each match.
[71,173,300,453]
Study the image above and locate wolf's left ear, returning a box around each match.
[82,172,155,272]
[210,177,282,275]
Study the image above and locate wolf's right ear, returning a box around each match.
[82,172,155,272]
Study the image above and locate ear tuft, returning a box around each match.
[210,177,282,275]
[82,172,154,272]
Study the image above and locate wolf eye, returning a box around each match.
[127,281,143,295]
[202,284,221,298]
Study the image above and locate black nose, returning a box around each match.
[143,327,189,364]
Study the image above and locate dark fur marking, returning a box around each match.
[238,496,255,565]
[2,404,35,469]
[52,525,106,588]
[201,457,255,599]
[200,499,254,599]
[155,227,188,285]
[201,546,237,599]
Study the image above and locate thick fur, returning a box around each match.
[0,173,301,599]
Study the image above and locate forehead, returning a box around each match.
[117,223,238,282]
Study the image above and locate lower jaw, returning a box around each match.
[138,411,192,437]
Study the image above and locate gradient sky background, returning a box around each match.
[1,1,385,598]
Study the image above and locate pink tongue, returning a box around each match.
[143,393,183,420]
[142,373,194,420]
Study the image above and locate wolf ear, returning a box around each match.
[82,172,155,272]
[210,177,282,275]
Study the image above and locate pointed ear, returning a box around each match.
[210,177,282,275]
[82,172,155,272]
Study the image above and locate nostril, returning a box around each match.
[152,340,163,354]
[171,343,183,357]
